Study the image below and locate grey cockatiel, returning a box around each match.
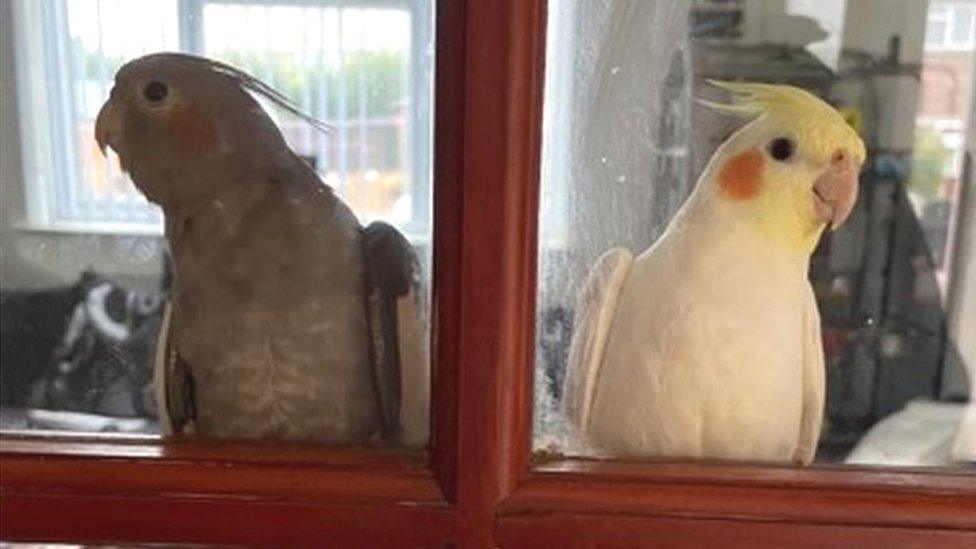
[94,53,428,446]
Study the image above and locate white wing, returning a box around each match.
[152,301,195,436]
[152,301,174,435]
[794,285,826,465]
[562,248,634,432]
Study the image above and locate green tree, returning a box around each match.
[217,49,407,119]
[74,42,407,120]
[909,126,949,200]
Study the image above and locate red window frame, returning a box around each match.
[2,1,975,546]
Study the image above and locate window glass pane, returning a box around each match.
[950,4,975,46]
[1,0,433,450]
[926,18,949,48]
[66,0,179,226]
[201,4,419,227]
[534,0,976,468]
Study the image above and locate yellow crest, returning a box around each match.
[700,80,866,166]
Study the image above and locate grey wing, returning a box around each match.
[363,221,427,446]
[562,248,633,433]
[152,302,194,435]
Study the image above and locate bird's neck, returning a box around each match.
[162,170,271,256]
[672,181,821,277]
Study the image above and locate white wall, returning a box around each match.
[948,83,976,459]
[834,1,931,152]
[787,0,848,69]
[842,0,931,65]
[1,0,26,285]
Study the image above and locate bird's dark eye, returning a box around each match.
[768,137,795,161]
[143,81,168,102]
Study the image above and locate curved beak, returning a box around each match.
[812,158,860,230]
[95,99,121,156]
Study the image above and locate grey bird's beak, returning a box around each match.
[95,99,121,156]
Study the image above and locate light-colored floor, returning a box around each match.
[846,399,975,467]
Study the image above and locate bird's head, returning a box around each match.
[699,81,866,254]
[95,53,324,212]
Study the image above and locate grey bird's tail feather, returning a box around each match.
[363,222,429,448]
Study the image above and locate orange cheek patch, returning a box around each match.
[718,149,763,200]
[166,103,217,154]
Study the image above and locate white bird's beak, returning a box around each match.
[95,99,121,156]
[812,155,860,230]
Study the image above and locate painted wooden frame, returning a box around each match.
[2,1,975,547]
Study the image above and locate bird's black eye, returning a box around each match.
[143,81,168,103]
[768,137,795,161]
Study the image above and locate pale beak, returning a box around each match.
[94,99,121,155]
[812,156,860,230]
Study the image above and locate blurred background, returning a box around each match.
[533,0,976,467]
[0,0,433,434]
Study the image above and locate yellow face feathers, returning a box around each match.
[695,81,867,256]
[702,80,866,168]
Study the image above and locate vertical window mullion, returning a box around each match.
[408,0,432,238]
[317,7,331,175]
[46,0,82,223]
[300,5,313,159]
[97,0,124,224]
[178,0,205,55]
[356,10,367,189]
[337,6,349,196]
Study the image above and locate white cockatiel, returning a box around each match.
[94,53,428,446]
[563,82,865,464]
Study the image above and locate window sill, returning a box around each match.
[1,434,440,502]
[14,220,164,237]
[497,513,974,548]
[0,434,454,545]
[12,220,434,247]
[499,457,976,533]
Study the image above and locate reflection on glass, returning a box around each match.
[534,0,975,467]
[1,0,433,448]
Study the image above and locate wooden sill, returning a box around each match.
[500,458,976,532]
[0,434,455,545]
[0,434,444,505]
[532,456,976,493]
[497,513,975,548]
